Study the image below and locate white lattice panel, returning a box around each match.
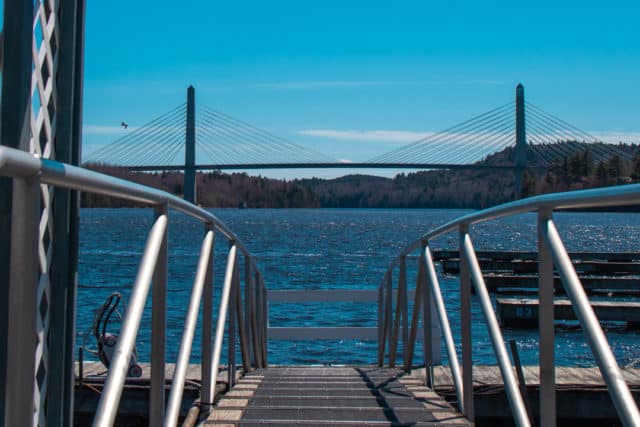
[30,0,59,425]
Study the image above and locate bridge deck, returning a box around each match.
[202,366,470,426]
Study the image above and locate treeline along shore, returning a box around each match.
[82,142,640,209]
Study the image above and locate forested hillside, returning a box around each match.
[82,142,640,209]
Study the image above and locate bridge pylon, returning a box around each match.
[514,83,527,199]
[184,86,196,203]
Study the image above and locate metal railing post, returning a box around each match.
[254,269,264,369]
[207,244,237,403]
[245,256,255,368]
[377,281,384,367]
[150,204,168,427]
[228,256,238,388]
[165,230,215,426]
[94,214,168,427]
[401,256,409,370]
[260,275,268,366]
[407,245,425,371]
[538,210,556,427]
[5,176,40,426]
[462,233,531,427]
[418,241,432,384]
[385,271,392,366]
[544,220,640,426]
[459,224,474,422]
[424,245,464,413]
[201,225,215,407]
[235,258,250,373]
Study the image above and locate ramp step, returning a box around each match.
[201,367,470,426]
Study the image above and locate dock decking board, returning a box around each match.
[202,367,471,426]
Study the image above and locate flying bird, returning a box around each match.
[121,121,128,129]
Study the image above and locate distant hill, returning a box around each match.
[82,141,640,209]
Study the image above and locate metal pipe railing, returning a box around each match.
[544,219,640,427]
[0,146,267,426]
[462,233,531,427]
[378,183,640,426]
[94,214,168,427]
[0,146,259,269]
[207,244,238,401]
[165,230,215,426]
[423,245,464,413]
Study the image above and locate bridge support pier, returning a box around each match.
[514,83,527,199]
[184,86,197,204]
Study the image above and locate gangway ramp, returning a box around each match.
[203,366,470,426]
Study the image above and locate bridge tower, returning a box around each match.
[184,86,197,203]
[514,83,527,199]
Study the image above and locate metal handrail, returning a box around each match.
[164,230,215,426]
[385,183,640,268]
[94,214,168,427]
[0,146,259,269]
[378,183,640,427]
[0,146,268,426]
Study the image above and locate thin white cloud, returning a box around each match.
[83,125,138,135]
[298,129,435,143]
[201,79,506,92]
[236,81,418,90]
[591,131,640,144]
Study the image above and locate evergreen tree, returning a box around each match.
[596,161,607,186]
[631,152,640,181]
[607,155,623,183]
[582,149,594,176]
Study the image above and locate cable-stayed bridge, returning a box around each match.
[84,84,632,203]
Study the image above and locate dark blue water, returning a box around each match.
[77,208,640,368]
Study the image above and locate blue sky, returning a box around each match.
[81,0,640,178]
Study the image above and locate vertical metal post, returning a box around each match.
[515,83,527,199]
[420,242,434,385]
[400,256,409,369]
[0,0,35,421]
[48,0,85,424]
[261,275,268,366]
[538,210,556,427]
[150,204,168,426]
[245,257,255,368]
[407,249,425,371]
[228,258,237,387]
[377,282,384,367]
[253,270,265,368]
[385,271,393,366]
[253,269,263,369]
[201,225,215,406]
[459,224,474,421]
[235,260,250,372]
[184,86,196,203]
[5,177,40,426]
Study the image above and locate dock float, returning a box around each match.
[202,367,471,426]
[497,298,640,328]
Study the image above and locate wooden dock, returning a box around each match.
[202,366,471,426]
[72,362,640,425]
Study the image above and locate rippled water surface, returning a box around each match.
[77,208,640,367]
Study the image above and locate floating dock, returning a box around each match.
[497,298,640,329]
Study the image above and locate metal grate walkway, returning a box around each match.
[201,367,471,426]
